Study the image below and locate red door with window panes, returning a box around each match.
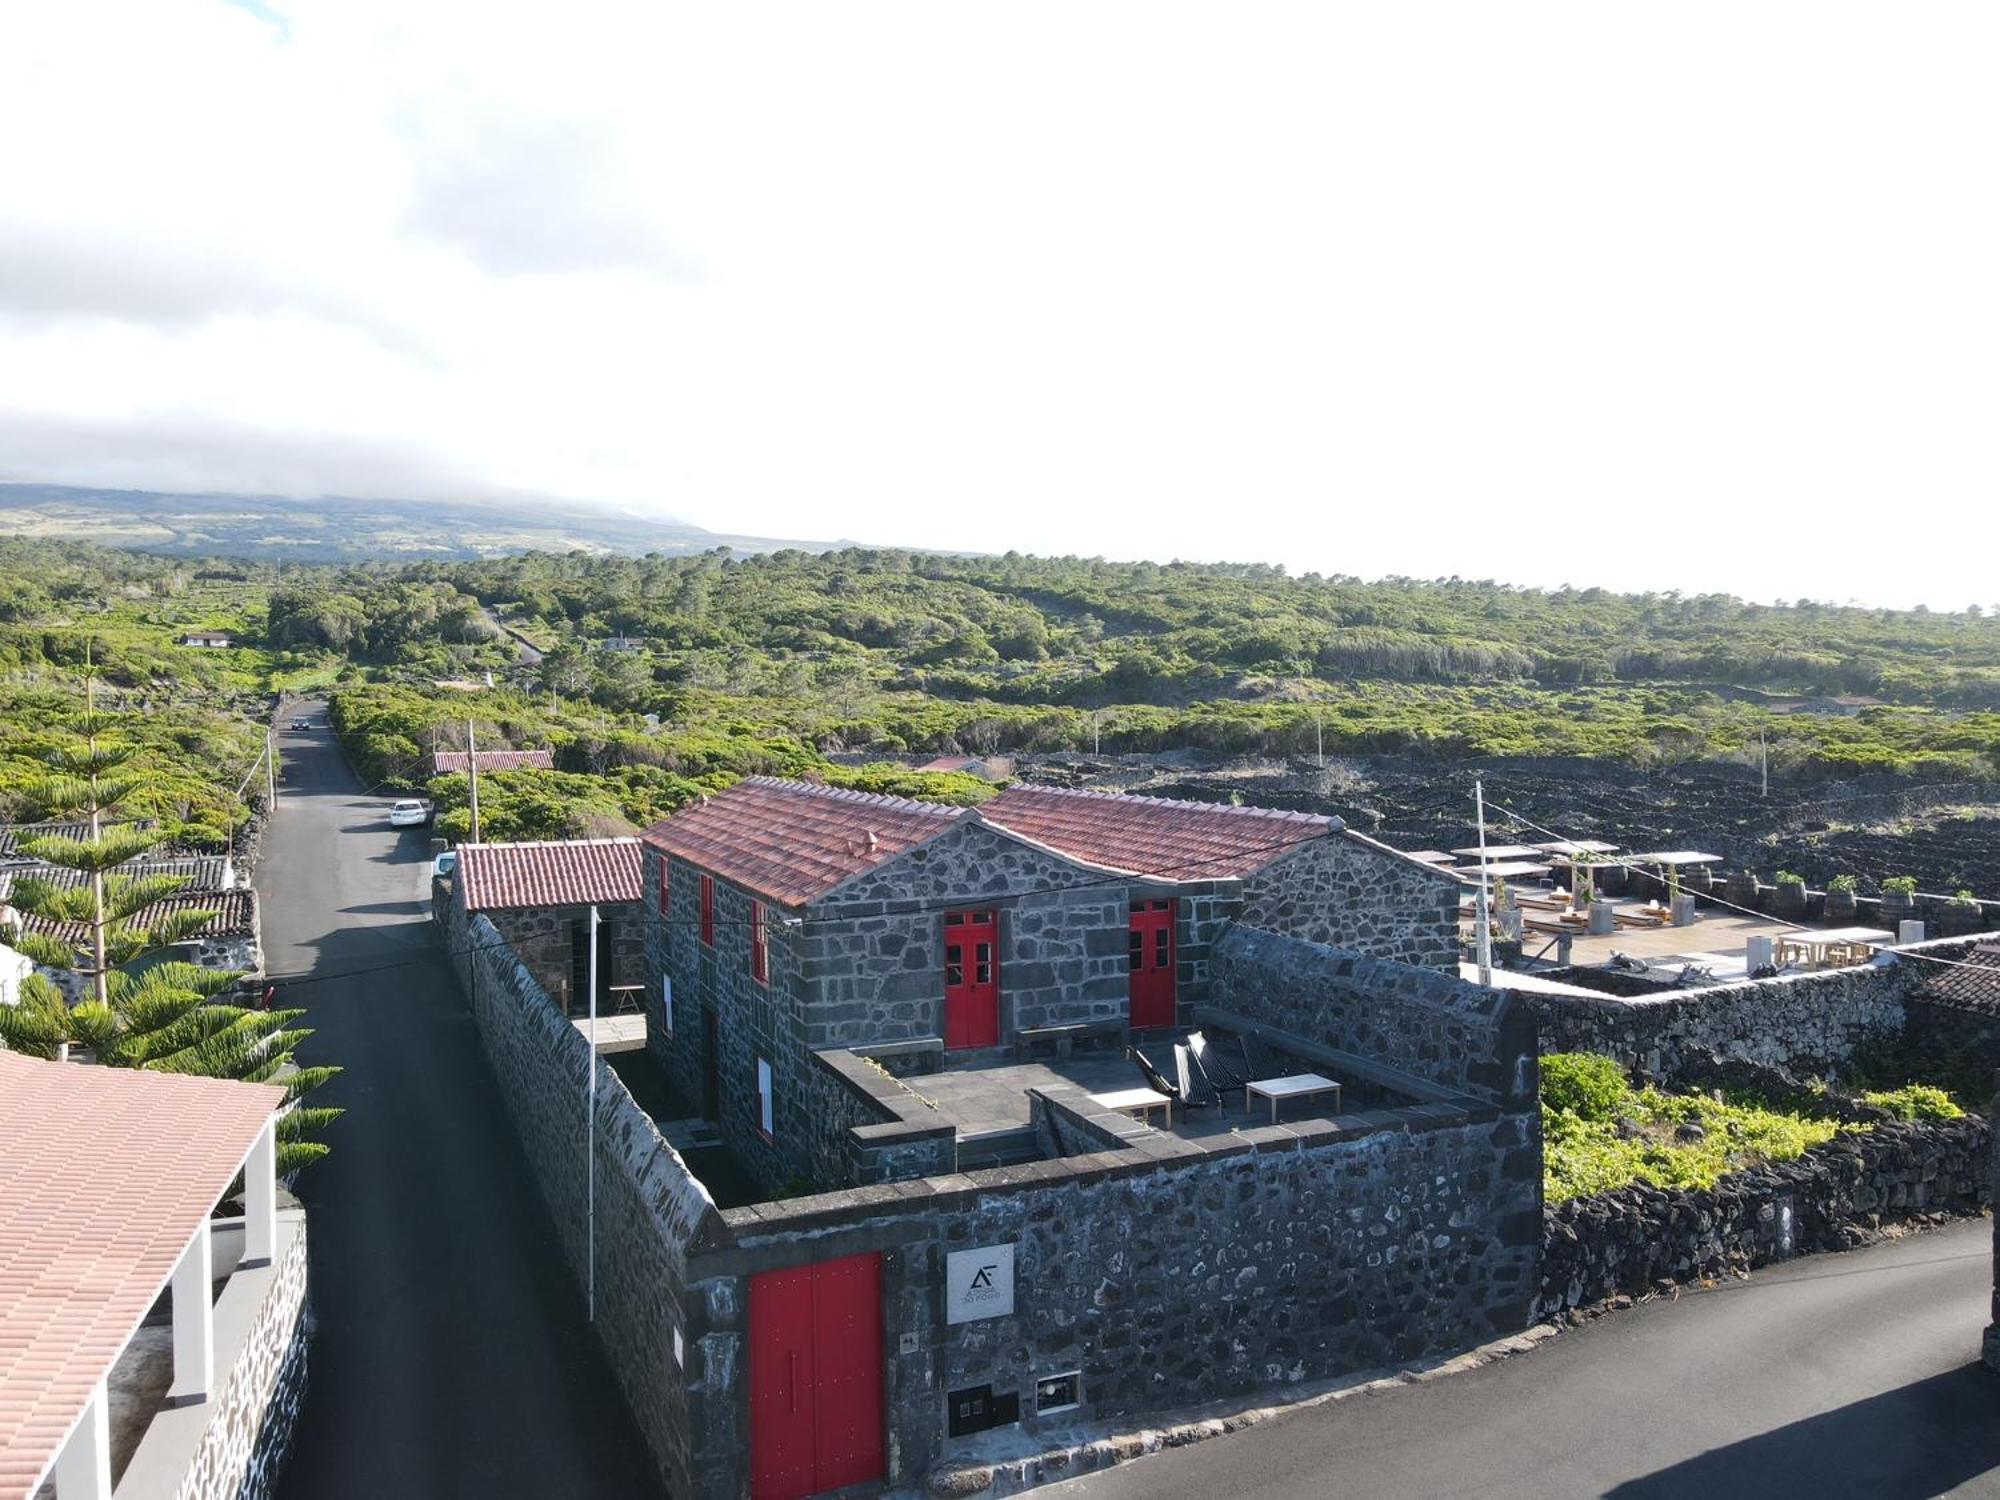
[748,1252,885,1500]
[943,909,999,1050]
[1128,898,1177,1029]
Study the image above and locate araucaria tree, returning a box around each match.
[0,697,340,1174]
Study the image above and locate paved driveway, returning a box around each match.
[1052,1217,2000,1500]
[264,708,661,1499]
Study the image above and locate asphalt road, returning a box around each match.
[264,706,661,1500]
[1053,1217,2000,1500]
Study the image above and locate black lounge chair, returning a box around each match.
[1125,1045,1182,1105]
[1184,1030,1251,1110]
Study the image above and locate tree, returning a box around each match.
[0,692,340,1174]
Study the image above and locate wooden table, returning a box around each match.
[1775,928,1896,970]
[1245,1073,1343,1124]
[1089,1086,1174,1128]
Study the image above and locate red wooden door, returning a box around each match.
[750,1252,884,1500]
[1128,898,1177,1029]
[943,909,999,1050]
[749,1265,816,1500]
[808,1253,884,1490]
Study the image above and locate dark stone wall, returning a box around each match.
[1209,924,1536,1107]
[1240,832,1461,972]
[1540,1115,1993,1320]
[702,1105,1542,1485]
[448,902,726,1500]
[1523,936,1996,1084]
[1987,1083,2000,1373]
[453,886,645,1011]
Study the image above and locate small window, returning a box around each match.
[699,875,715,947]
[945,943,964,988]
[657,858,670,917]
[1128,928,1143,971]
[1154,928,1170,968]
[661,975,674,1037]
[756,1057,774,1139]
[750,901,769,985]
[975,941,992,986]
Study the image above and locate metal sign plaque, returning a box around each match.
[945,1243,1016,1324]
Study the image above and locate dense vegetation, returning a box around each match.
[1,535,1997,847]
[1540,1052,1963,1203]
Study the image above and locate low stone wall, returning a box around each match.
[1523,942,1970,1082]
[1987,1085,1999,1373]
[1539,1115,1992,1320]
[449,907,724,1500]
[1209,924,1534,1105]
[802,1046,957,1188]
[174,1216,310,1500]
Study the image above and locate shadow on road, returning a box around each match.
[1607,1365,2000,1500]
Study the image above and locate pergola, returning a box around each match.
[0,1053,285,1500]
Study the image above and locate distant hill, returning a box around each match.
[0,482,843,562]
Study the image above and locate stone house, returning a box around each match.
[177,630,234,648]
[448,838,645,1013]
[4,889,261,1000]
[639,777,1461,1197]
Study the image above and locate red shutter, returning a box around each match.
[700,875,716,947]
[658,857,670,916]
[751,901,769,984]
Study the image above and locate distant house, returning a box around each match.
[427,748,556,777]
[178,630,234,648]
[446,838,644,1011]
[601,634,643,653]
[916,755,1012,781]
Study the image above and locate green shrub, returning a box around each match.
[1883,875,1919,896]
[1861,1085,1964,1121]
[1828,873,1859,894]
[1540,1052,1629,1121]
[1775,870,1805,890]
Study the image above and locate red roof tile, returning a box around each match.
[641,777,969,907]
[0,1053,282,1499]
[429,749,555,776]
[980,785,1335,880]
[917,756,980,772]
[456,838,643,911]
[8,890,255,947]
[1918,940,2000,1012]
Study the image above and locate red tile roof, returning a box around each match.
[642,777,969,907]
[429,749,556,776]
[918,756,981,773]
[8,890,255,947]
[0,1053,282,1499]
[1917,940,2000,1012]
[456,838,643,912]
[980,785,1335,880]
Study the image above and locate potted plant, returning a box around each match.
[1880,875,1918,925]
[1944,888,1983,935]
[1825,873,1859,923]
[1773,869,1808,919]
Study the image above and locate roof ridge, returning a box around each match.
[463,836,639,850]
[997,783,1333,826]
[737,775,969,821]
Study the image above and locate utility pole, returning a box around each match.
[1759,730,1768,798]
[466,719,482,843]
[265,728,276,810]
[586,903,599,1323]
[1315,709,1325,769]
[1473,779,1493,987]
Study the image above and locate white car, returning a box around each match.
[388,800,431,828]
[432,850,459,878]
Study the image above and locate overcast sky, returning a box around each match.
[2,2,1992,607]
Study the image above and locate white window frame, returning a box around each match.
[661,975,674,1037]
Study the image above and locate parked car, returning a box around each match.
[289,717,313,730]
[388,800,432,828]
[432,850,458,878]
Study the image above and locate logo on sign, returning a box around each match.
[946,1243,1016,1324]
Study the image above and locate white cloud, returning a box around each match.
[0,0,1993,606]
